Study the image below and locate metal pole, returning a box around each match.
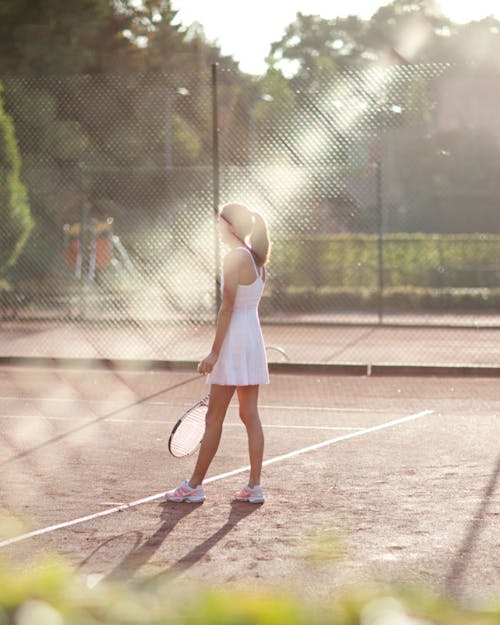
[375,159,384,323]
[165,91,172,169]
[211,63,221,315]
[77,162,86,319]
[165,87,189,168]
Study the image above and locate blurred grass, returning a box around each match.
[0,552,498,624]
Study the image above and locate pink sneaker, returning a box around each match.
[234,484,264,503]
[165,480,205,503]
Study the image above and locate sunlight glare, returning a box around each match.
[437,0,500,24]
[395,19,432,61]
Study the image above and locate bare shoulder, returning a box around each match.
[224,248,248,271]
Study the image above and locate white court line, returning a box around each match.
[260,404,378,413]
[0,409,433,549]
[0,414,363,431]
[0,396,380,413]
[0,396,123,404]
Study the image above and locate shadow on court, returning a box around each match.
[150,502,260,583]
[444,452,500,598]
[323,327,377,362]
[95,503,201,583]
[97,501,259,584]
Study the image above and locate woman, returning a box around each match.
[166,203,270,504]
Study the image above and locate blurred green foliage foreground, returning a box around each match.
[0,554,499,625]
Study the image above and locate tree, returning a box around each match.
[255,69,296,133]
[0,0,136,75]
[0,0,242,77]
[452,17,500,69]
[0,84,34,279]
[268,12,369,89]
[366,0,452,63]
[266,0,500,81]
[125,0,189,73]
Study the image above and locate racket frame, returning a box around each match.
[168,394,210,458]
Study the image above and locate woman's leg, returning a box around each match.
[237,385,264,487]
[189,384,235,487]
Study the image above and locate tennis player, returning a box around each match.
[166,203,270,504]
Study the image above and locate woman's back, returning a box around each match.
[226,247,264,310]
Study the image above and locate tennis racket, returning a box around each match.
[168,394,210,458]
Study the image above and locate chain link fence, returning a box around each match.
[1,64,500,365]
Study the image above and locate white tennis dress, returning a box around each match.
[207,247,269,387]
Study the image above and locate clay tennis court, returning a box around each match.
[1,363,498,602]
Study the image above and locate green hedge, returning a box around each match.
[271,233,500,290]
[270,286,500,312]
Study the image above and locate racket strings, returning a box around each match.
[169,401,208,457]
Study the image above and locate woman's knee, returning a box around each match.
[239,410,260,426]
[205,410,225,428]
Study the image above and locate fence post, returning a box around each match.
[77,161,88,320]
[211,63,221,316]
[375,159,385,323]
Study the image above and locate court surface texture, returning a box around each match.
[0,364,498,603]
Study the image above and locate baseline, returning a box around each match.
[0,413,363,432]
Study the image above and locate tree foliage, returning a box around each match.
[0,0,241,76]
[267,0,500,84]
[2,0,500,249]
[0,0,128,74]
[0,84,33,277]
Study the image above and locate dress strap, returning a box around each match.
[236,246,260,278]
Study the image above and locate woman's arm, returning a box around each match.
[210,253,238,356]
[198,251,239,374]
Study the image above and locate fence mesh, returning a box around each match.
[1,64,500,366]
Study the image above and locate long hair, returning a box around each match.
[220,203,270,266]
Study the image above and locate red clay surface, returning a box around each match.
[0,320,500,367]
[1,365,499,603]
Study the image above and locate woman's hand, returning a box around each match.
[197,352,218,376]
